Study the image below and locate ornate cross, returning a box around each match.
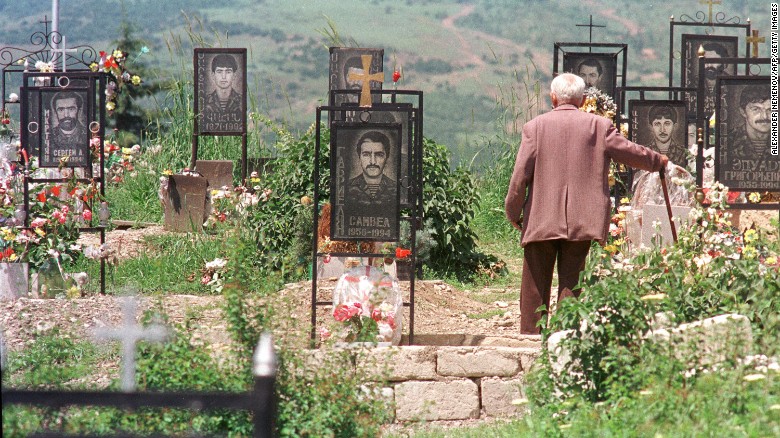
[576,15,606,45]
[94,296,170,392]
[746,30,765,58]
[48,35,77,72]
[699,0,722,25]
[347,54,384,108]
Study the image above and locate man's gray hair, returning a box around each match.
[551,73,586,105]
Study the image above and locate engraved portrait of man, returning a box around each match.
[347,130,396,206]
[46,89,89,166]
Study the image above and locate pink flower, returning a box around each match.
[333,303,362,322]
[385,312,396,329]
[31,217,47,228]
[371,308,382,322]
[82,209,93,221]
[319,326,331,341]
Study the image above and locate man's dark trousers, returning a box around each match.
[520,239,591,334]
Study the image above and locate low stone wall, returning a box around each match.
[312,335,542,423]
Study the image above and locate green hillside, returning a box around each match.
[0,0,772,165]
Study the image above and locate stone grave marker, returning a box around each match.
[162,174,209,232]
[195,159,233,189]
[639,204,691,248]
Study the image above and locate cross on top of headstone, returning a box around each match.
[49,35,77,72]
[39,15,51,35]
[93,296,170,392]
[746,30,765,58]
[700,0,722,25]
[575,15,606,45]
[347,54,384,108]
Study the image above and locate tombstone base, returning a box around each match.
[163,175,209,232]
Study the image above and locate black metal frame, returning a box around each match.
[0,24,108,296]
[192,48,248,183]
[553,42,628,99]
[667,10,751,91]
[311,89,423,345]
[680,33,740,117]
[610,86,695,202]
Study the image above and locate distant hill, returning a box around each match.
[0,0,771,165]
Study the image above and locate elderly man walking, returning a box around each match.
[505,73,668,334]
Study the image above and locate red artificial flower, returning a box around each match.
[50,185,61,197]
[1,118,9,125]
[82,209,93,221]
[333,303,362,322]
[371,308,382,322]
[36,192,46,203]
[392,69,401,83]
[1,247,14,260]
[396,247,411,259]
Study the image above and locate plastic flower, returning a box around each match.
[131,75,141,86]
[395,247,411,259]
[748,192,761,203]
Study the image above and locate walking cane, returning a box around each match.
[658,168,678,244]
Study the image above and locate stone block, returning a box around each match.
[437,347,521,377]
[648,313,752,368]
[358,346,438,381]
[0,263,28,300]
[394,380,479,421]
[481,377,527,418]
[195,160,233,189]
[163,175,209,232]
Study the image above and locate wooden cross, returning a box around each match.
[347,54,384,108]
[699,0,721,25]
[94,296,170,392]
[746,30,765,58]
[576,15,606,44]
[48,35,77,72]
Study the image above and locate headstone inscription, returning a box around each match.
[194,49,247,136]
[715,77,776,192]
[93,296,170,392]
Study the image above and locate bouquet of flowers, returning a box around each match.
[89,48,144,115]
[329,265,403,345]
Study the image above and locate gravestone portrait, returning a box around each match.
[563,53,617,98]
[716,77,776,191]
[340,103,412,207]
[330,122,400,241]
[329,47,384,114]
[681,34,738,117]
[194,48,247,135]
[630,100,688,168]
[40,88,91,167]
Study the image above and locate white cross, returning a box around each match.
[48,35,77,72]
[94,296,170,392]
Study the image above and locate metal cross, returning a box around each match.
[94,296,170,392]
[39,15,51,35]
[48,35,77,72]
[576,15,606,44]
[346,54,384,108]
[699,0,722,25]
[746,30,765,58]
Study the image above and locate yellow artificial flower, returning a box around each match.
[641,293,667,301]
[131,75,141,86]
[106,101,116,112]
[34,228,46,237]
[765,256,778,266]
[112,50,124,59]
[742,246,758,259]
[748,192,761,203]
[162,169,173,176]
[744,229,758,243]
